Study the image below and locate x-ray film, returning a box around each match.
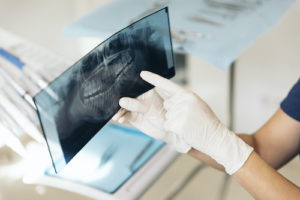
[34,7,175,173]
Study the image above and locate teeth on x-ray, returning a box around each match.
[64,24,169,158]
[34,8,175,170]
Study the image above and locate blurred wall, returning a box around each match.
[0,0,109,61]
[234,1,300,133]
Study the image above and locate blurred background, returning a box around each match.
[0,0,300,199]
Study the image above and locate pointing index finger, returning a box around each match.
[140,71,183,95]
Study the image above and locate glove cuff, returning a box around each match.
[211,128,254,175]
[223,134,253,175]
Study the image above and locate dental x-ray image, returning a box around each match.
[34,7,175,173]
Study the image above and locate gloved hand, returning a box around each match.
[112,89,191,153]
[130,71,253,175]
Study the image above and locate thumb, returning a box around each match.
[119,97,149,113]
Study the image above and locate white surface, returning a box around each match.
[0,0,83,61]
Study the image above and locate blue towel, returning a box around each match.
[63,0,296,70]
[46,123,164,193]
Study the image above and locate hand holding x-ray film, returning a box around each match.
[34,8,176,173]
[118,71,253,175]
[113,88,191,153]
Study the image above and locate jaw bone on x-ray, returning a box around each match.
[34,7,175,173]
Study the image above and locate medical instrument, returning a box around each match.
[0,91,43,142]
[0,48,24,68]
[0,28,72,148]
[0,59,40,96]
[0,68,36,109]
[0,47,48,90]
[0,106,26,157]
[198,9,236,19]
[0,46,59,102]
[129,140,153,171]
[0,122,26,157]
[203,0,254,11]
[99,144,117,167]
[173,29,212,39]
[171,30,188,44]
[0,105,24,137]
[8,43,68,82]
[242,0,262,4]
[0,83,39,125]
[188,14,222,26]
[130,0,171,23]
[171,29,212,49]
[0,28,70,84]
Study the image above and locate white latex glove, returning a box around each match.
[112,89,191,153]
[139,71,253,175]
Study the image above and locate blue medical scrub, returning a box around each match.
[280,78,300,153]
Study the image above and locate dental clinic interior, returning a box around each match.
[0,0,300,200]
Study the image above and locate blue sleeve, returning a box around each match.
[280,78,300,122]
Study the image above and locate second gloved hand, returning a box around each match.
[112,89,191,153]
[140,71,253,175]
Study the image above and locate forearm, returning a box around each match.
[188,148,224,171]
[189,143,300,199]
[233,151,300,200]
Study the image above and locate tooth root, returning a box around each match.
[96,79,100,94]
[93,80,97,93]
[92,96,97,108]
[88,81,94,97]
[88,96,93,107]
[86,83,90,97]
[88,95,93,107]
[83,84,88,98]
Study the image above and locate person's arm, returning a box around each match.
[188,108,300,170]
[116,71,300,199]
[234,151,300,200]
